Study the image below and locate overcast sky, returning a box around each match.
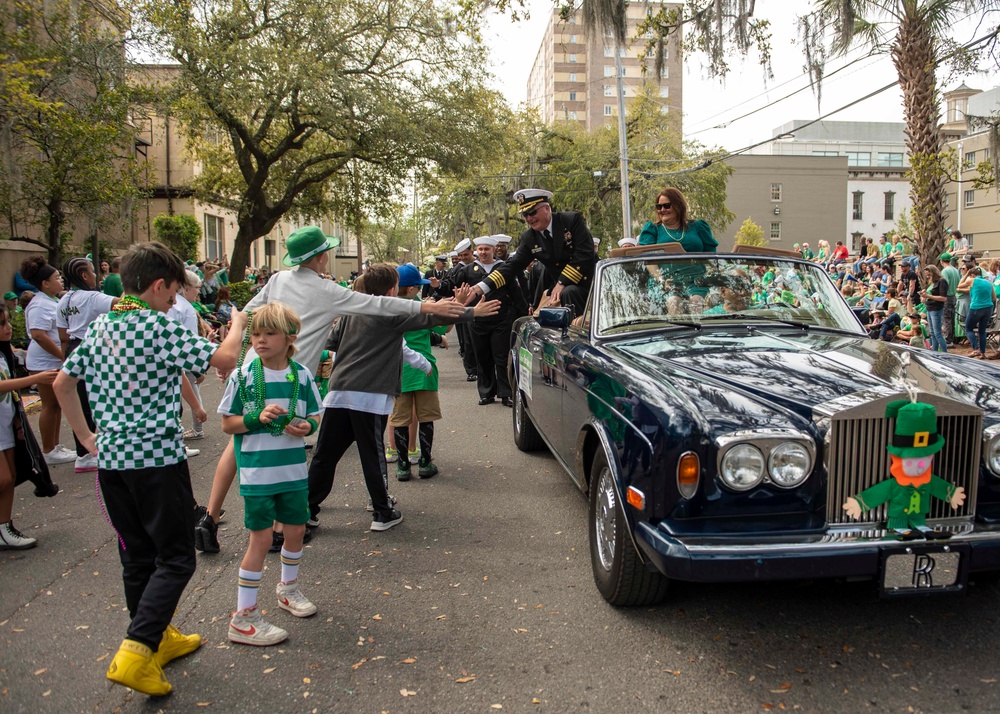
[483,1,1000,153]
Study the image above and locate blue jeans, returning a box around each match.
[966,306,994,353]
[925,309,947,352]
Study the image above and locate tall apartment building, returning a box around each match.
[526,2,683,131]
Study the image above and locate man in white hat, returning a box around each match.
[469,188,596,316]
[434,237,479,381]
[493,234,513,261]
[446,236,520,405]
[618,237,638,248]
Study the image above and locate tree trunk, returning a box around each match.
[46,199,63,265]
[230,211,280,280]
[892,8,946,269]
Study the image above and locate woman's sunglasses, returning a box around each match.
[655,202,672,211]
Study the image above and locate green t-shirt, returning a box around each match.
[102,273,123,297]
[942,265,960,297]
[217,269,229,286]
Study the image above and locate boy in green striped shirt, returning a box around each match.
[219,302,323,646]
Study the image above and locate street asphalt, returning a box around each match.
[3,343,1000,713]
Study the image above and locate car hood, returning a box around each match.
[613,328,1000,421]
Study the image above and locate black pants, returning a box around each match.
[67,339,97,457]
[559,284,590,317]
[99,462,197,651]
[308,408,392,519]
[471,319,512,400]
[457,323,478,377]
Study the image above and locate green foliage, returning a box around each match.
[0,0,151,263]
[153,215,202,262]
[893,208,914,237]
[10,310,27,349]
[419,90,733,245]
[136,0,508,278]
[734,218,767,247]
[227,281,255,310]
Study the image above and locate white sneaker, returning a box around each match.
[185,446,201,458]
[74,453,98,473]
[56,444,77,457]
[43,448,76,465]
[0,521,37,550]
[228,606,288,646]
[276,581,317,617]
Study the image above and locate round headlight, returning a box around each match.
[988,436,1000,475]
[721,444,765,491]
[768,442,812,488]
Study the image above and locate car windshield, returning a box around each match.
[593,255,862,336]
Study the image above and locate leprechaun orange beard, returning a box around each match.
[889,454,932,485]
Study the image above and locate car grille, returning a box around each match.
[824,394,982,528]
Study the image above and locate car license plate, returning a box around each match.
[879,543,969,597]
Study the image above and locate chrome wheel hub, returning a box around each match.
[594,466,617,572]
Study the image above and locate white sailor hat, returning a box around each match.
[492,234,513,243]
[434,255,448,262]
[593,236,600,246]
[447,250,458,257]
[617,237,638,247]
[513,188,553,213]
[454,238,472,253]
[473,235,498,247]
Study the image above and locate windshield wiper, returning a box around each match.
[701,313,810,329]
[603,318,702,331]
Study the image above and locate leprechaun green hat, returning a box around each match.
[885,399,945,458]
[282,226,341,267]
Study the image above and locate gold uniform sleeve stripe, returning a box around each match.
[562,266,583,283]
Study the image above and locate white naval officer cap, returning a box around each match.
[453,238,472,253]
[447,250,458,257]
[473,235,498,247]
[513,188,553,213]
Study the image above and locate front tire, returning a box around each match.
[589,450,669,606]
[512,386,544,452]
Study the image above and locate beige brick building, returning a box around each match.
[526,1,683,131]
[716,155,849,253]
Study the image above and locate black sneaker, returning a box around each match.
[370,509,403,532]
[418,462,438,479]
[194,512,220,553]
[306,516,319,528]
[303,525,314,544]
[269,530,285,553]
[396,462,412,482]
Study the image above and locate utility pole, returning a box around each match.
[614,48,632,242]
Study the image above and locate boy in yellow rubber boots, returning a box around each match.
[54,242,248,696]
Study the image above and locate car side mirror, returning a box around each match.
[538,307,572,337]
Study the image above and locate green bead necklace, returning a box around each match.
[110,295,150,316]
[237,310,300,436]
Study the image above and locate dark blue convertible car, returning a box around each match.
[509,247,1000,605]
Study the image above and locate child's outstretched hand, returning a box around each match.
[258,404,288,424]
[473,299,501,317]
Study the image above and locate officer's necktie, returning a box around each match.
[544,229,552,242]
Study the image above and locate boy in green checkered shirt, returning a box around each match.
[53,242,249,697]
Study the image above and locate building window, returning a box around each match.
[852,191,864,221]
[603,84,613,97]
[204,214,224,261]
[964,189,975,207]
[569,72,577,82]
[604,66,614,77]
[964,150,976,168]
[604,46,613,57]
[659,85,668,98]
[569,111,577,120]
[659,66,669,79]
[569,91,577,101]
[770,183,782,201]
[265,239,276,269]
[812,150,838,157]
[770,222,781,240]
[569,54,577,63]
[846,152,870,167]
[877,152,903,167]
[884,191,895,220]
[604,105,613,116]
[570,34,577,43]
[619,66,627,77]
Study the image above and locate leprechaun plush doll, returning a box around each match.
[843,399,965,540]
